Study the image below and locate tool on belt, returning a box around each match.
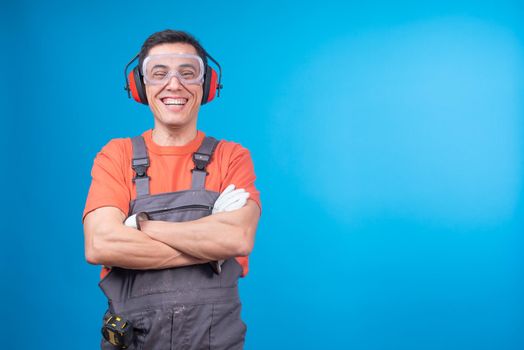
[101,313,134,348]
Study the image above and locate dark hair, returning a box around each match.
[138,29,208,71]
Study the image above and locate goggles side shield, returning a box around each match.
[142,54,205,86]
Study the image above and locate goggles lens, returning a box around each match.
[142,54,204,85]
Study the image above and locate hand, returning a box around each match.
[123,212,149,230]
[124,214,138,229]
[212,184,250,214]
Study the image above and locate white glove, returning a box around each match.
[124,214,138,229]
[211,184,250,274]
[124,212,149,230]
[212,184,250,214]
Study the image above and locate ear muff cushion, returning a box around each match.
[129,67,148,105]
[201,66,212,105]
[202,66,219,105]
[206,69,218,103]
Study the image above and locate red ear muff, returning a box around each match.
[207,69,218,103]
[128,67,148,105]
[202,66,217,105]
[202,64,222,105]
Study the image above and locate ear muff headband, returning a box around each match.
[124,51,223,106]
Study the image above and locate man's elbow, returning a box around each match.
[85,236,106,265]
[84,227,111,265]
[235,227,255,256]
[85,246,101,265]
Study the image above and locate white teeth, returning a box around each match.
[162,98,187,105]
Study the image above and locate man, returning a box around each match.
[83,29,261,349]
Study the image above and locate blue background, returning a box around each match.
[2,1,523,349]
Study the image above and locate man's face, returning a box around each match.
[144,43,204,130]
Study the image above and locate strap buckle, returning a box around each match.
[132,157,149,168]
[192,152,210,171]
[132,157,149,178]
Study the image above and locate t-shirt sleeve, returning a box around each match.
[82,139,131,222]
[220,143,262,212]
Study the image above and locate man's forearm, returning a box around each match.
[84,207,209,270]
[140,201,260,261]
[96,226,208,269]
[140,219,245,261]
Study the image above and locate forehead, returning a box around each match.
[148,43,198,56]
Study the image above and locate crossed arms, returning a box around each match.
[83,200,260,270]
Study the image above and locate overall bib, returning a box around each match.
[99,136,246,350]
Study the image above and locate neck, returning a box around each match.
[152,123,198,146]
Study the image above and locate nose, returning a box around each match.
[165,73,183,90]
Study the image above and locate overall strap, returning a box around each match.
[191,136,219,190]
[131,136,150,197]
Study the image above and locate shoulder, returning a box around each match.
[212,138,256,175]
[215,138,252,159]
[99,137,131,154]
[93,137,133,168]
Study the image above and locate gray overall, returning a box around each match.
[99,136,246,350]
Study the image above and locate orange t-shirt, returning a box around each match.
[83,129,261,277]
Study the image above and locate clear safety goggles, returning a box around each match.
[142,53,205,86]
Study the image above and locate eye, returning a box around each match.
[180,70,196,79]
[151,70,168,79]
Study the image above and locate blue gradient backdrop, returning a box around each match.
[2,1,523,349]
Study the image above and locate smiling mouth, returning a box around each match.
[161,97,188,106]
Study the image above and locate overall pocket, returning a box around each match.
[171,304,213,350]
[209,301,246,350]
